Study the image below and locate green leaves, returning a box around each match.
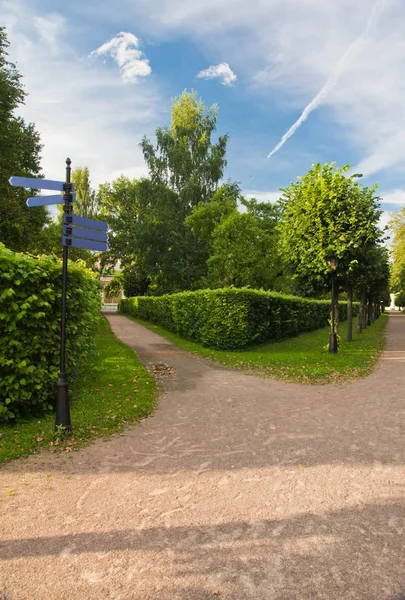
[0,243,101,422]
[0,28,46,253]
[120,288,359,351]
[279,162,386,296]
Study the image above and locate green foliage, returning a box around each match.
[389,209,405,296]
[104,273,123,298]
[279,162,384,295]
[37,165,99,262]
[71,166,98,218]
[121,263,151,297]
[0,243,101,422]
[0,27,47,252]
[98,91,229,295]
[140,90,228,206]
[120,287,359,350]
[187,184,283,290]
[130,311,387,385]
[0,318,156,462]
[99,176,209,295]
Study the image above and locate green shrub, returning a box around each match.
[0,243,101,422]
[120,287,359,350]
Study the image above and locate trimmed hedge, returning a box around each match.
[120,287,359,350]
[0,243,101,422]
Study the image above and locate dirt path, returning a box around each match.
[1,313,404,600]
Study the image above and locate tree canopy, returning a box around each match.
[140,90,228,207]
[71,166,98,218]
[389,208,405,300]
[100,91,230,294]
[0,27,46,252]
[278,162,385,296]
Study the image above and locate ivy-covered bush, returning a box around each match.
[120,287,359,351]
[0,243,101,422]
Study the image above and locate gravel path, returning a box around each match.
[1,313,404,600]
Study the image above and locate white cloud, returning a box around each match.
[197,62,237,86]
[119,0,405,179]
[1,2,160,189]
[243,190,281,203]
[90,32,151,83]
[267,0,385,159]
[379,189,405,205]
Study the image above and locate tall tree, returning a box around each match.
[99,176,209,294]
[101,91,230,295]
[71,166,98,218]
[0,27,46,251]
[279,163,385,340]
[140,90,228,208]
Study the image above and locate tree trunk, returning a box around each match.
[357,287,366,333]
[362,289,368,329]
[347,285,353,341]
[335,290,339,335]
[367,293,373,326]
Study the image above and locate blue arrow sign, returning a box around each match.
[63,225,108,243]
[27,193,76,207]
[9,176,74,192]
[63,214,108,231]
[62,236,108,252]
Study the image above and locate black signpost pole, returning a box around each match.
[55,158,73,430]
[9,159,109,432]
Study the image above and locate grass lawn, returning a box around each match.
[0,317,156,463]
[124,313,388,385]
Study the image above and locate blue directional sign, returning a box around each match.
[9,176,74,192]
[63,214,108,231]
[63,225,108,243]
[62,236,108,252]
[27,193,76,207]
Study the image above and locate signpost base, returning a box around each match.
[56,373,71,430]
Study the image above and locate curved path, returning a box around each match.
[1,314,404,600]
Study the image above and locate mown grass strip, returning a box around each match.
[0,317,156,463]
[123,313,388,385]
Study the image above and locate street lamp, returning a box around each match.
[327,256,339,354]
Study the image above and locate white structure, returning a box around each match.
[385,292,399,311]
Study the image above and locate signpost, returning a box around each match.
[9,175,75,192]
[26,193,76,208]
[9,159,109,431]
[62,237,108,252]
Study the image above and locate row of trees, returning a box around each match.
[389,209,405,307]
[0,26,391,337]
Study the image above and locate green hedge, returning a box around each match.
[120,287,359,350]
[0,243,101,422]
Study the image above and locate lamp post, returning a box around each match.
[327,257,339,354]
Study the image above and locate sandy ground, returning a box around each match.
[0,313,404,600]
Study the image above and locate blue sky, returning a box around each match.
[2,0,405,230]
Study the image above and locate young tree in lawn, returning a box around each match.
[0,27,47,252]
[279,162,384,340]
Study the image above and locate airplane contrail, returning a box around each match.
[267,0,385,159]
